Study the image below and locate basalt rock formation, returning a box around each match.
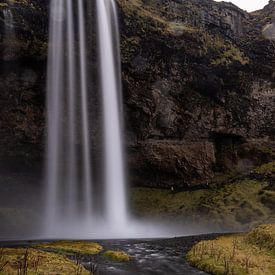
[0,0,274,188]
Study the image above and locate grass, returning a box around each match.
[36,241,103,255]
[131,179,275,231]
[0,242,130,274]
[103,250,131,262]
[0,248,89,274]
[211,44,249,66]
[246,224,275,253]
[117,0,250,67]
[117,0,197,36]
[187,224,275,275]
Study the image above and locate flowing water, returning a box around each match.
[45,0,128,236]
[96,0,128,230]
[2,4,15,59]
[3,8,14,36]
[46,0,65,230]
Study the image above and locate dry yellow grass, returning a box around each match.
[0,248,89,274]
[103,250,131,262]
[36,241,103,255]
[187,224,275,275]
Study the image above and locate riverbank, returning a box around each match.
[187,224,275,275]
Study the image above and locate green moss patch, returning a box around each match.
[103,250,131,262]
[254,161,275,177]
[131,180,275,231]
[36,241,103,255]
[0,248,89,274]
[187,224,275,275]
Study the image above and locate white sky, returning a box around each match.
[215,0,269,12]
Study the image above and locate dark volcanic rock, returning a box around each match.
[0,0,274,187]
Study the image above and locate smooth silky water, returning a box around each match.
[45,0,190,239]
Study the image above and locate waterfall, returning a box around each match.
[46,0,94,231]
[46,0,65,229]
[2,4,15,60]
[3,7,14,36]
[66,0,77,217]
[96,0,128,228]
[77,0,93,218]
[45,0,128,236]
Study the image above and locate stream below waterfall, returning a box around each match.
[0,234,223,274]
[84,236,211,275]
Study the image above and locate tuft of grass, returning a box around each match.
[103,250,131,262]
[0,248,89,274]
[246,224,275,253]
[36,241,103,255]
[211,45,249,66]
[187,224,275,275]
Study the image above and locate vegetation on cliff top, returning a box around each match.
[187,224,275,275]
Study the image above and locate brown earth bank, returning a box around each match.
[0,0,274,189]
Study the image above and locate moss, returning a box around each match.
[103,250,131,262]
[117,0,197,36]
[187,224,275,275]
[260,190,275,208]
[254,162,275,176]
[36,241,103,255]
[131,180,275,231]
[0,248,89,274]
[211,46,249,66]
[121,36,141,62]
[210,171,240,185]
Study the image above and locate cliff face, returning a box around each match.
[118,0,275,187]
[0,0,47,172]
[0,0,274,187]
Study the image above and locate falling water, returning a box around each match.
[45,0,192,239]
[46,0,94,232]
[77,0,93,218]
[46,0,65,230]
[2,4,15,60]
[65,0,77,217]
[3,7,14,37]
[45,0,128,236]
[96,0,128,229]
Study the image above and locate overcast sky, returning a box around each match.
[215,0,269,12]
